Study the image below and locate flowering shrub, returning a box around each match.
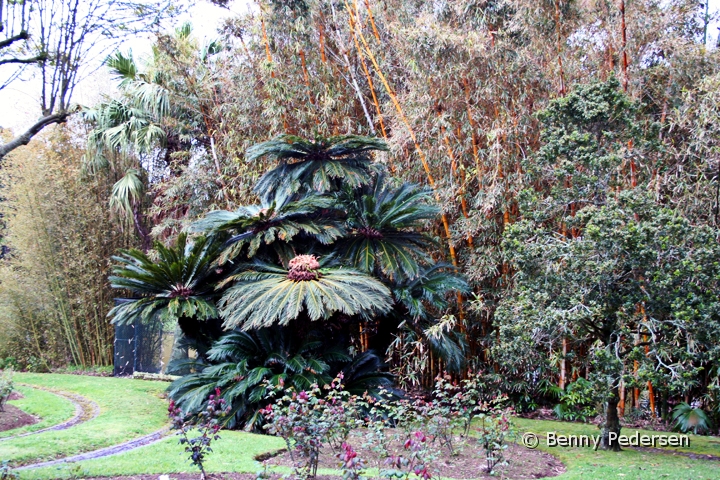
[262,374,361,479]
[337,442,366,480]
[168,387,230,480]
[381,431,435,480]
[261,372,516,479]
[475,406,515,474]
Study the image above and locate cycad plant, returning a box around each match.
[248,134,388,200]
[218,255,393,330]
[109,133,468,425]
[108,233,224,354]
[191,189,343,265]
[168,326,393,429]
[339,171,439,279]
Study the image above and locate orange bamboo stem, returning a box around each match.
[363,0,381,41]
[348,13,387,139]
[620,0,629,92]
[299,49,315,105]
[258,8,275,78]
[553,0,567,95]
[348,0,457,266]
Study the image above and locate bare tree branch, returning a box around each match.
[0,113,69,159]
[0,30,28,49]
[0,53,46,66]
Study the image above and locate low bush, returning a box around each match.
[0,369,14,412]
[261,373,517,479]
[168,387,231,480]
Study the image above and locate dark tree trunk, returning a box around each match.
[601,384,623,451]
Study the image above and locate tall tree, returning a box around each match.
[0,0,181,160]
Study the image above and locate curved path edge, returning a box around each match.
[16,427,171,470]
[0,384,100,442]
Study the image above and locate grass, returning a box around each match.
[0,385,77,438]
[19,415,720,480]
[20,430,286,480]
[516,417,720,479]
[6,374,720,479]
[0,373,168,467]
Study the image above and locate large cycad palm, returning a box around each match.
[191,189,343,264]
[248,134,388,201]
[218,255,393,330]
[340,172,439,280]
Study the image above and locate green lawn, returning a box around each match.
[1,385,76,438]
[6,374,720,479]
[20,430,286,480]
[0,373,168,467]
[516,418,720,479]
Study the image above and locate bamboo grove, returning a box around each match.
[2,0,720,433]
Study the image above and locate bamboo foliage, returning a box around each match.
[0,129,135,368]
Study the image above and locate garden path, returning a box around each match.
[0,385,99,442]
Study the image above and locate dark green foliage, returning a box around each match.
[672,402,713,434]
[168,327,393,430]
[191,190,343,264]
[217,258,393,330]
[339,172,438,280]
[248,135,389,200]
[108,233,222,326]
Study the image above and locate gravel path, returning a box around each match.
[16,427,171,470]
[0,385,100,442]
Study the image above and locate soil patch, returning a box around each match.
[7,391,24,401]
[0,403,38,432]
[265,432,564,480]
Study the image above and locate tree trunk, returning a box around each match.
[601,385,623,451]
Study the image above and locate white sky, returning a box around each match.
[0,0,252,134]
[0,0,718,135]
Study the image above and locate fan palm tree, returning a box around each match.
[247,134,388,201]
[191,189,344,265]
[339,171,439,280]
[108,233,224,351]
[84,25,222,241]
[218,254,393,331]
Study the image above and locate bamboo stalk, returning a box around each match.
[298,49,315,105]
[553,0,567,95]
[348,0,458,266]
[348,12,387,139]
[560,337,568,390]
[258,7,275,78]
[620,0,629,92]
[363,0,381,41]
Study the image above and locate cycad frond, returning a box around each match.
[192,190,344,262]
[108,233,222,325]
[393,264,469,321]
[219,258,393,330]
[248,134,388,199]
[340,172,439,279]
